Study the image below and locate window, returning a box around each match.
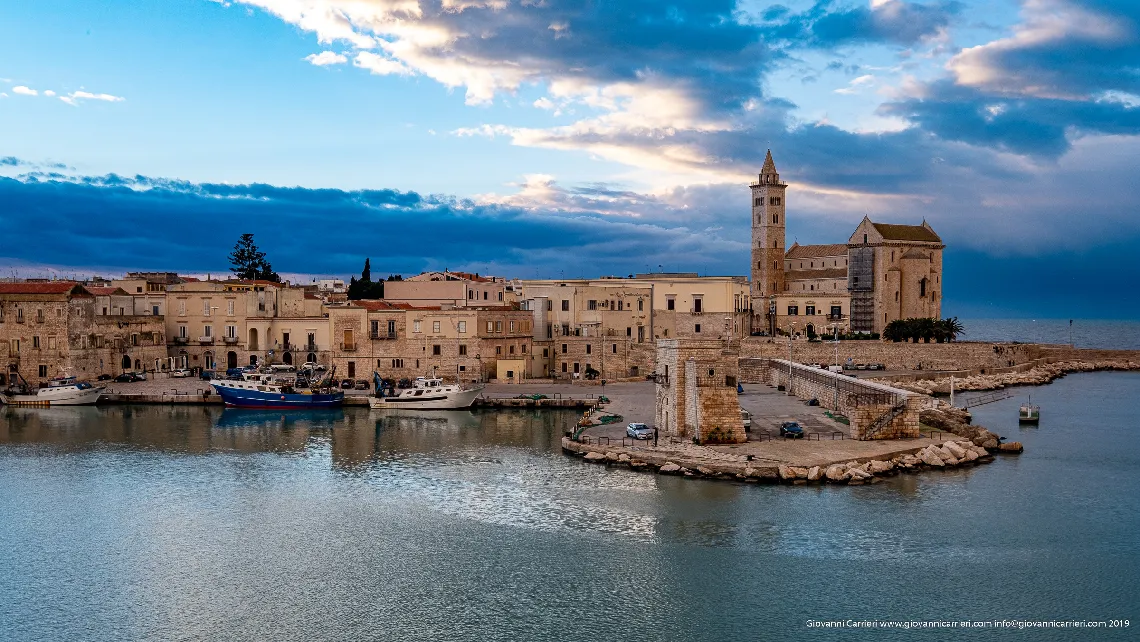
[227,300,235,316]
[433,320,441,333]
[131,333,139,346]
[546,323,553,339]
[805,305,816,316]
[495,320,502,332]
[343,328,354,349]
[617,300,623,311]
[920,278,928,297]
[638,299,643,312]
[562,363,567,373]
[543,347,549,357]
[498,292,503,301]
[666,297,675,311]
[468,289,474,300]
[573,363,580,374]
[586,344,592,355]
[587,300,597,311]
[152,305,160,316]
[178,300,185,316]
[414,320,421,333]
[546,300,553,311]
[509,320,515,332]
[559,299,569,312]
[203,299,211,316]
[33,336,40,349]
[521,344,527,354]
[626,327,632,337]
[487,321,494,333]
[37,308,44,323]
[693,298,702,313]
[509,345,515,355]
[864,234,868,243]
[433,345,441,355]
[612,343,617,354]
[392,358,403,368]
[102,307,109,316]
[371,320,380,336]
[561,323,569,336]
[787,305,799,316]
[695,324,701,333]
[458,321,466,333]
[39,365,48,378]
[179,325,187,338]
[483,292,488,300]
[495,346,502,355]
[48,336,56,350]
[10,339,19,352]
[459,365,466,372]
[459,344,467,356]
[204,325,212,337]
[754,197,762,207]
[561,343,567,354]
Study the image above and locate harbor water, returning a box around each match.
[2,372,1138,640]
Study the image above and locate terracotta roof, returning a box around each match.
[85,286,129,296]
[0,282,88,295]
[180,276,201,282]
[785,268,848,281]
[303,292,320,300]
[871,222,942,243]
[351,300,411,311]
[785,243,849,260]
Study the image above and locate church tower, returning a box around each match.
[750,149,787,328]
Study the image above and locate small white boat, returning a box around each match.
[1,376,105,407]
[369,376,484,410]
[1018,396,1040,424]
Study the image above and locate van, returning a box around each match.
[740,409,752,432]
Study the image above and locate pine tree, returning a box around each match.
[361,258,371,283]
[227,234,280,282]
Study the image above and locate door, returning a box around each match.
[282,352,292,365]
[227,351,238,369]
[347,361,356,378]
[121,355,131,370]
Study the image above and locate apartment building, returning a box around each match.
[383,271,508,308]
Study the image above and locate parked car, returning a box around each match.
[779,421,805,439]
[301,362,326,372]
[114,372,143,383]
[827,365,843,373]
[740,409,752,432]
[226,367,245,378]
[626,422,654,440]
[171,368,192,378]
[867,363,885,371]
[96,374,112,381]
[199,370,216,381]
[341,379,354,389]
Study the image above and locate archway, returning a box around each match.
[249,327,259,351]
[204,351,214,370]
[250,355,258,366]
[282,352,293,365]
[307,352,316,364]
[227,351,238,369]
[806,323,815,337]
[121,355,132,370]
[134,359,142,371]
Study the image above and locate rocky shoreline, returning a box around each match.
[877,359,1139,395]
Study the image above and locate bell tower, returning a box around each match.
[750,149,787,327]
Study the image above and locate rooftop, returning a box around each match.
[871,222,942,243]
[0,282,89,296]
[785,243,849,260]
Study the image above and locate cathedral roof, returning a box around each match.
[871,222,942,243]
[785,268,848,281]
[760,149,778,175]
[785,243,848,259]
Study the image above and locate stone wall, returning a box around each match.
[656,339,745,444]
[741,338,1043,371]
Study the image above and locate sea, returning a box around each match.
[1,320,1137,641]
[957,318,1140,350]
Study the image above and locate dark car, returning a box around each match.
[779,421,805,439]
[354,379,369,390]
[96,374,112,381]
[341,379,354,389]
[226,367,245,378]
[114,372,142,383]
[199,370,216,381]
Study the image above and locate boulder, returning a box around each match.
[583,451,606,462]
[944,441,967,459]
[937,445,957,461]
[618,453,631,463]
[998,441,1024,453]
[743,467,757,478]
[847,467,871,480]
[629,460,647,468]
[807,466,823,481]
[869,460,893,474]
[901,454,921,467]
[943,456,959,466]
[659,462,681,474]
[778,465,797,480]
[825,465,849,482]
[791,466,810,479]
[919,449,945,467]
[978,437,1000,450]
[679,467,693,475]
[696,466,715,476]
[604,451,620,462]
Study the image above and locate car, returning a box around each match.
[867,363,885,371]
[341,379,354,389]
[171,368,192,378]
[114,372,142,383]
[226,367,245,378]
[301,362,326,372]
[199,370,216,381]
[242,365,258,373]
[354,379,370,390]
[96,374,112,381]
[779,421,805,439]
[740,409,752,432]
[827,365,843,373]
[626,422,654,440]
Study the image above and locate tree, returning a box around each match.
[361,258,371,283]
[347,258,385,300]
[228,234,280,282]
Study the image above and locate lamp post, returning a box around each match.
[828,322,841,411]
[787,321,796,396]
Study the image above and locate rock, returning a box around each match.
[869,460,893,474]
[583,452,606,462]
[901,454,921,466]
[679,467,693,475]
[943,456,959,466]
[963,450,979,462]
[998,441,1024,453]
[825,465,849,482]
[919,449,945,466]
[847,467,871,480]
[778,465,796,480]
[807,466,822,481]
[659,462,681,474]
[629,460,647,468]
[937,445,957,461]
[791,466,810,479]
[618,453,631,462]
[604,451,620,462]
[944,441,967,459]
[978,437,1000,450]
[743,467,758,478]
[696,466,715,476]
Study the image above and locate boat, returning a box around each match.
[1018,396,1040,424]
[368,373,484,410]
[211,368,344,409]
[1,375,105,407]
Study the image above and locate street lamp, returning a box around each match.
[787,321,796,396]
[827,322,841,411]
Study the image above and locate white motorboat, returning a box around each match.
[1,376,105,407]
[369,376,484,410]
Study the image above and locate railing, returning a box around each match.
[864,401,909,439]
[173,336,189,344]
[370,332,397,340]
[223,336,239,344]
[197,336,214,344]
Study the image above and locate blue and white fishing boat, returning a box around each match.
[211,371,343,409]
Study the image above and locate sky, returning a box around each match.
[1,0,1137,318]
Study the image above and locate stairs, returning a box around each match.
[863,401,909,439]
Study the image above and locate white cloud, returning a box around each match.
[834,74,875,95]
[59,90,126,106]
[304,50,348,66]
[353,51,412,76]
[12,85,37,96]
[43,90,56,97]
[533,97,554,110]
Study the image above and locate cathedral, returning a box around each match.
[749,150,944,336]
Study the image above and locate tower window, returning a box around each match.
[864,234,868,243]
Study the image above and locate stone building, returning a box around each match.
[164,280,329,371]
[111,271,184,316]
[384,270,508,307]
[750,151,945,335]
[326,301,533,383]
[654,338,746,444]
[0,282,166,385]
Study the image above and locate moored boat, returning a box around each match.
[1,375,105,407]
[369,374,484,410]
[211,370,343,409]
[1018,396,1040,424]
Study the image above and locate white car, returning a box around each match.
[740,409,752,430]
[301,362,326,372]
[171,368,192,378]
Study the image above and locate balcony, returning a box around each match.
[173,336,189,345]
[303,343,318,352]
[223,336,239,344]
[370,331,397,340]
[826,314,845,322]
[197,336,215,344]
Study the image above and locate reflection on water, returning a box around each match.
[2,374,1139,641]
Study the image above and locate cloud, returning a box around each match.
[353,51,412,76]
[532,97,555,110]
[12,86,37,96]
[304,50,348,66]
[767,0,962,48]
[59,90,126,106]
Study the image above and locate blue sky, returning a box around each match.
[2,0,1138,318]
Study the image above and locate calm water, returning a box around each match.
[957,318,1140,350]
[2,373,1139,641]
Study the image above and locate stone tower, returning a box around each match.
[750,149,787,329]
